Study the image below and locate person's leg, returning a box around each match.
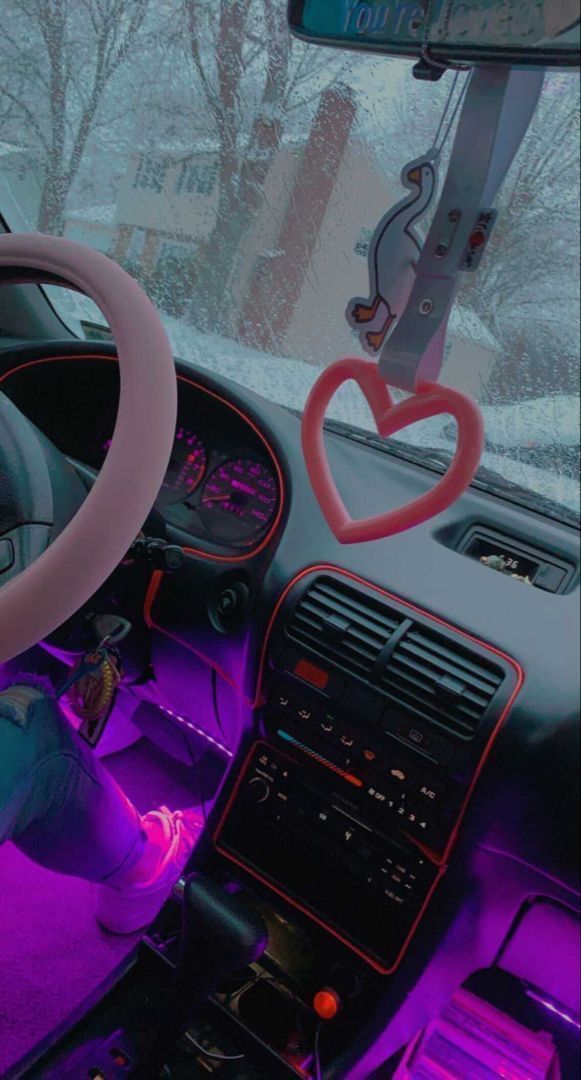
[0,681,147,883]
[0,678,203,932]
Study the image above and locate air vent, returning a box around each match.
[381,625,503,739]
[287,578,402,680]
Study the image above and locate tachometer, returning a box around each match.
[200,458,278,543]
[157,428,207,507]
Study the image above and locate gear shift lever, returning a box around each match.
[175,872,268,1003]
[142,873,267,1076]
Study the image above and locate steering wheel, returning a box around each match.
[0,233,177,664]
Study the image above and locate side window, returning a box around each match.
[126,227,146,262]
[133,157,167,193]
[175,163,218,197]
[354,227,373,257]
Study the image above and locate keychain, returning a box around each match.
[57,617,131,746]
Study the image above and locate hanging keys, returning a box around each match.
[57,616,130,746]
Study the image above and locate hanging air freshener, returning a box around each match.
[302,65,545,545]
[347,154,438,355]
[347,73,466,356]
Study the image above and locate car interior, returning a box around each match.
[0,2,579,1078]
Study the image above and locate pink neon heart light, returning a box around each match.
[301,358,484,544]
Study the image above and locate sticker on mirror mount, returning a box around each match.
[460,209,498,272]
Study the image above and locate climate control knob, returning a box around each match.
[247,777,270,803]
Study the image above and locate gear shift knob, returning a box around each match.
[143,874,268,1076]
[176,872,268,1004]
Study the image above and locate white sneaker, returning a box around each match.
[95,806,203,934]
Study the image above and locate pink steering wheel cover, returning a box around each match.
[0,233,177,663]
[301,357,484,544]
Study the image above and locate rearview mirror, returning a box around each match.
[288,1,580,68]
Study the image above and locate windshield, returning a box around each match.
[0,2,579,524]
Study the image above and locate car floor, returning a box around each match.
[0,736,214,1078]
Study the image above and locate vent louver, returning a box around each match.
[287,578,402,680]
[381,625,503,739]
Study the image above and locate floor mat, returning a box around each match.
[0,737,205,1077]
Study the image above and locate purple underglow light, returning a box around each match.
[62,695,233,758]
[156,703,233,758]
[38,643,233,758]
[526,989,581,1030]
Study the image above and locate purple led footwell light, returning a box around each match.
[526,988,581,1031]
[156,702,233,758]
[37,643,234,759]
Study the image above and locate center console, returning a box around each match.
[214,568,521,976]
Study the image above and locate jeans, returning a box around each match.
[0,681,146,884]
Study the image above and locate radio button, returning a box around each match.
[414,778,445,804]
[398,722,431,751]
[383,887,405,906]
[319,715,336,736]
[247,776,271,803]
[267,683,296,713]
[365,784,390,805]
[293,700,320,724]
[404,807,438,841]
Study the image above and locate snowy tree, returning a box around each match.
[458,73,580,401]
[181,0,347,331]
[0,0,157,234]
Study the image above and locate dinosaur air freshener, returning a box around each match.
[345,69,468,357]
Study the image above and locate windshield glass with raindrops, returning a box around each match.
[0,1,578,522]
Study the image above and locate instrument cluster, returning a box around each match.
[155,420,280,548]
[0,354,282,554]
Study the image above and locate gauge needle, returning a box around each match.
[204,494,234,502]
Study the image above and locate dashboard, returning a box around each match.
[0,352,283,553]
[0,338,579,1078]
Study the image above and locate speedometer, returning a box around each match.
[200,458,278,543]
[157,427,207,508]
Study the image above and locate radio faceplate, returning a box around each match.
[214,742,441,973]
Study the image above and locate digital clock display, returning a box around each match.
[465,536,539,585]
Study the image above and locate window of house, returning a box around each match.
[354,226,373,257]
[174,163,218,197]
[126,227,146,262]
[156,239,195,268]
[133,157,167,193]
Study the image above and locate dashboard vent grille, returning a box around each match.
[381,625,504,739]
[287,577,402,680]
